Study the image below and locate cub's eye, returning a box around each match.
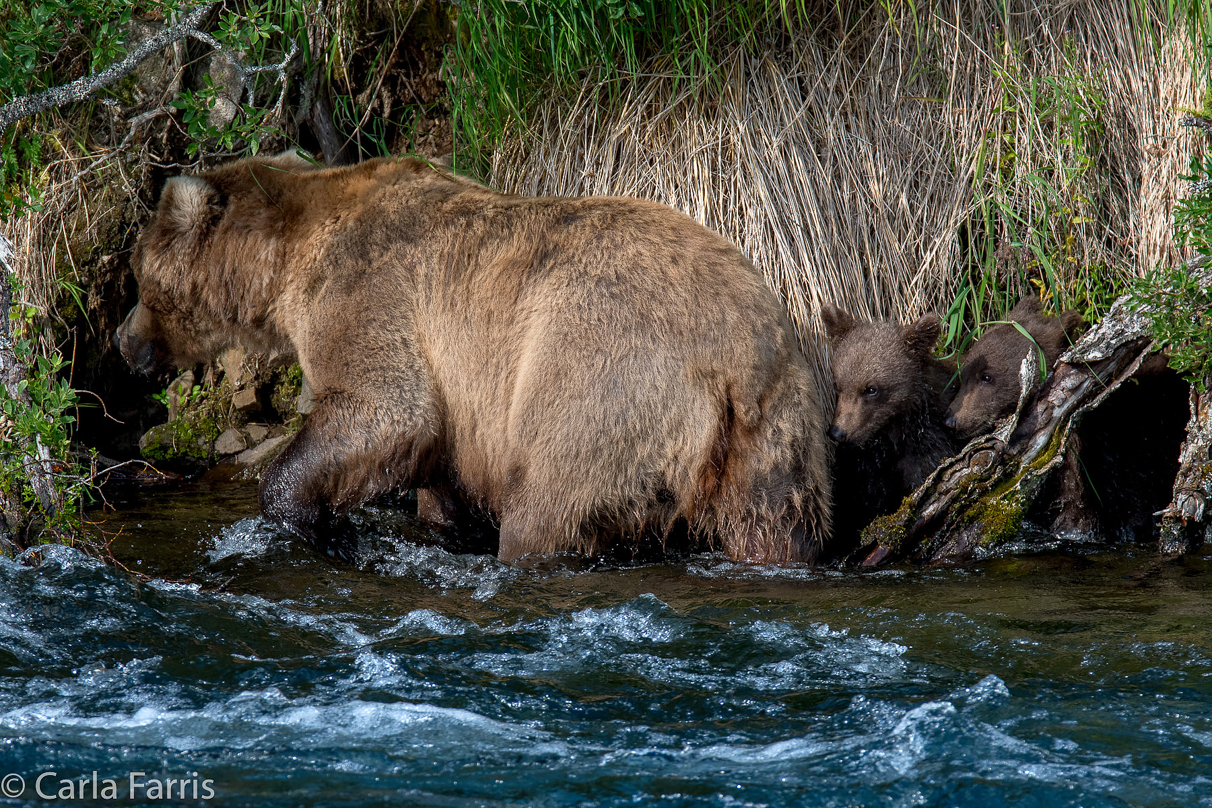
[979,373,993,385]
[862,386,879,398]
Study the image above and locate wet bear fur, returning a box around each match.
[115,152,833,564]
[820,304,962,550]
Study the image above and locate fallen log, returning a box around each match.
[856,281,1200,565]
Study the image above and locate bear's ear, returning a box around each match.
[160,175,225,232]
[903,313,942,358]
[1060,309,1086,341]
[820,303,855,341]
[1007,295,1043,320]
[268,148,321,172]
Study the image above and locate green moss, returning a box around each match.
[139,381,228,463]
[860,496,917,553]
[269,363,303,424]
[1024,426,1068,474]
[964,493,1028,548]
[139,417,217,462]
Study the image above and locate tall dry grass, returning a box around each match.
[488,1,1205,398]
[5,145,152,356]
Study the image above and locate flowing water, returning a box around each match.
[0,478,1209,806]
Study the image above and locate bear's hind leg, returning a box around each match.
[497,499,599,564]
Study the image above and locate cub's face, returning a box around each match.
[945,297,1085,439]
[821,304,942,446]
[945,325,1028,439]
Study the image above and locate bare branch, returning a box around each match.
[0,2,220,135]
[68,106,175,184]
[1180,115,1212,135]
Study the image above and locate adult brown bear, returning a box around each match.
[115,152,832,564]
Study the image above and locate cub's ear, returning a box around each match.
[820,303,856,342]
[904,313,942,358]
[160,175,225,232]
[1007,295,1043,319]
[1060,309,1086,341]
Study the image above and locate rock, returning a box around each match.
[137,426,164,455]
[233,387,261,413]
[219,347,248,387]
[235,435,292,478]
[296,374,315,415]
[206,52,246,130]
[166,370,195,422]
[138,420,211,462]
[245,423,270,443]
[214,428,248,456]
[128,18,175,103]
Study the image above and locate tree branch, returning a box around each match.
[0,2,220,135]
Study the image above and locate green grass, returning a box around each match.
[445,0,848,177]
[947,33,1124,349]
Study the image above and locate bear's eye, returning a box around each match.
[862,385,879,398]
[979,373,993,385]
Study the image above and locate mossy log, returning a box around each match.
[857,293,1169,566]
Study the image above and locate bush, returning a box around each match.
[1129,115,1212,388]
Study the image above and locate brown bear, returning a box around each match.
[945,296,1085,439]
[820,304,961,550]
[114,152,832,564]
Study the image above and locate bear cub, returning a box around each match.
[821,304,962,548]
[946,295,1188,543]
[945,296,1084,438]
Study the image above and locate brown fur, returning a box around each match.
[820,304,960,549]
[115,153,832,564]
[946,296,1085,439]
[821,305,959,487]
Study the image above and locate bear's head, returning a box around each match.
[821,303,943,446]
[945,296,1085,439]
[115,151,320,375]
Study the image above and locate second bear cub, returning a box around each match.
[946,296,1084,438]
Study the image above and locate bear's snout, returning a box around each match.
[827,424,846,441]
[115,305,164,376]
[945,399,986,440]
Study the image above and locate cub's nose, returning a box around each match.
[944,413,958,430]
[827,424,846,441]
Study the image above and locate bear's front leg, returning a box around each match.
[259,421,357,561]
[258,394,437,562]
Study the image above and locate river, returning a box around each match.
[0,477,1208,806]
